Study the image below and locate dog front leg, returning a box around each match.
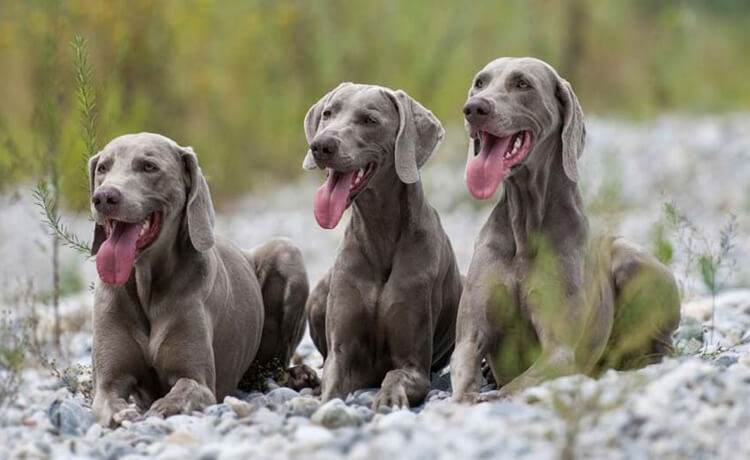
[450,265,503,403]
[146,309,217,417]
[484,292,588,400]
[320,348,351,402]
[91,289,150,427]
[451,333,489,403]
[372,292,432,410]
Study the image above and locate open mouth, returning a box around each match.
[96,212,162,285]
[466,130,532,199]
[104,212,162,249]
[313,163,376,229]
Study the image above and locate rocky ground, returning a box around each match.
[1,115,749,459]
[1,292,749,460]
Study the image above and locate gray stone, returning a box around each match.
[674,316,703,342]
[430,370,452,392]
[267,387,299,406]
[248,407,284,432]
[375,409,418,431]
[128,415,173,442]
[47,397,94,436]
[294,424,335,448]
[204,403,234,418]
[311,399,362,429]
[714,355,739,368]
[290,396,321,417]
[425,389,450,402]
[225,396,255,418]
[96,440,136,460]
[351,405,374,424]
[346,388,377,407]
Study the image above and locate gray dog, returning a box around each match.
[89,133,317,426]
[303,83,462,409]
[450,58,681,402]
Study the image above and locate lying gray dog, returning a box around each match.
[89,133,317,426]
[450,58,681,402]
[303,83,462,409]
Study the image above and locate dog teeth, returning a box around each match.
[139,219,150,237]
[354,168,366,185]
[506,136,522,159]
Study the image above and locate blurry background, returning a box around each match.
[0,0,749,342]
[1,0,750,207]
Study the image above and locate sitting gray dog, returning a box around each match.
[89,133,317,426]
[450,58,681,402]
[303,83,462,409]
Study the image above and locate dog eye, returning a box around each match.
[142,162,158,173]
[516,78,531,90]
[322,110,332,119]
[96,164,108,174]
[364,115,378,125]
[474,78,484,89]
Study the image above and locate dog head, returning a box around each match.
[88,133,215,285]
[463,57,585,199]
[302,82,444,228]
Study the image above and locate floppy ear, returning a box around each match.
[180,146,216,252]
[88,153,106,256]
[555,77,586,182]
[385,89,445,184]
[302,82,352,170]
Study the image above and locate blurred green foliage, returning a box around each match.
[1,0,749,208]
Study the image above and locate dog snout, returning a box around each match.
[92,185,122,214]
[463,98,492,124]
[310,135,339,162]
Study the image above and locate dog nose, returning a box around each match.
[463,98,492,123]
[92,186,122,213]
[310,135,339,162]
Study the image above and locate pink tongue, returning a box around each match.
[96,221,141,285]
[466,133,513,199]
[314,170,355,229]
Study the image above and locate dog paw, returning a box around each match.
[452,391,480,404]
[146,378,215,418]
[285,365,321,391]
[453,390,509,404]
[146,397,185,418]
[474,390,505,403]
[372,382,409,411]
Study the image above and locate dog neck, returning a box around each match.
[126,220,202,309]
[348,168,428,266]
[494,134,588,258]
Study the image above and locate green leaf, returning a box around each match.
[651,223,674,264]
[698,254,716,294]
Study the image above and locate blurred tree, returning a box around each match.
[0,0,749,209]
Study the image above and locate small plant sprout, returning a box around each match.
[72,35,99,165]
[33,182,92,256]
[664,202,738,350]
[33,35,99,258]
